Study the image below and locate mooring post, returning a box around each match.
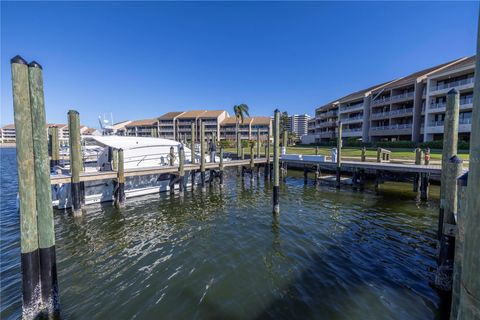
[436,156,463,291]
[451,172,468,319]
[179,146,185,194]
[304,165,308,185]
[336,121,342,188]
[241,146,245,160]
[282,129,288,153]
[456,37,480,318]
[413,147,422,192]
[112,148,118,171]
[68,109,82,216]
[361,146,366,162]
[250,142,255,180]
[273,109,280,214]
[315,164,320,186]
[256,128,261,159]
[28,60,60,316]
[315,146,319,156]
[376,148,381,163]
[190,122,196,164]
[420,172,429,201]
[11,55,42,317]
[115,148,125,207]
[266,136,271,180]
[219,146,224,185]
[200,123,206,187]
[169,146,176,194]
[439,89,460,239]
[237,131,241,159]
[50,126,60,169]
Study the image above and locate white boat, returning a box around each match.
[52,136,221,209]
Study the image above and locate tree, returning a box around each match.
[233,104,250,155]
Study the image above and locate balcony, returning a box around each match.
[339,115,363,124]
[317,110,338,118]
[371,108,413,119]
[342,127,362,137]
[430,77,474,92]
[428,97,474,112]
[371,123,412,131]
[316,121,337,128]
[339,103,363,113]
[372,91,415,106]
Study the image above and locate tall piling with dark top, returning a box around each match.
[265,137,271,180]
[436,156,463,290]
[273,109,280,214]
[28,61,59,316]
[413,147,422,192]
[68,110,82,216]
[50,126,60,169]
[190,122,196,189]
[200,123,206,187]
[115,148,125,207]
[169,146,175,194]
[250,142,255,170]
[456,27,480,319]
[179,146,185,194]
[439,89,459,238]
[11,55,42,317]
[219,146,224,185]
[256,128,261,159]
[336,121,342,188]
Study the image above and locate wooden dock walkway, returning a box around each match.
[50,158,268,184]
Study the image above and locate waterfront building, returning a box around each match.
[285,114,311,138]
[158,112,184,140]
[112,120,132,136]
[0,124,16,143]
[424,56,475,142]
[125,118,160,137]
[305,55,475,144]
[219,116,272,141]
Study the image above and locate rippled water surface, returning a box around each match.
[1,148,444,319]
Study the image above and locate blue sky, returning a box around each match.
[1,1,478,128]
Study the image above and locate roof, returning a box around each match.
[158,112,184,120]
[372,57,467,91]
[339,81,393,103]
[176,110,207,119]
[83,128,98,135]
[126,118,158,127]
[251,117,271,125]
[1,124,15,129]
[428,56,476,75]
[47,123,67,128]
[221,117,252,125]
[202,110,225,118]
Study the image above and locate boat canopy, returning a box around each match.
[84,136,182,150]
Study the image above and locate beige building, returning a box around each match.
[125,119,160,137]
[219,116,272,141]
[0,124,16,143]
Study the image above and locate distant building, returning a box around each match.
[286,114,311,138]
[0,124,16,143]
[125,119,160,137]
[219,116,272,141]
[112,120,132,136]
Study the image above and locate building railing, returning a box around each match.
[317,110,338,118]
[460,118,472,125]
[342,128,362,133]
[431,77,474,92]
[339,115,363,123]
[372,91,415,106]
[339,103,363,112]
[317,121,337,128]
[429,97,474,110]
[371,108,413,118]
[371,123,412,131]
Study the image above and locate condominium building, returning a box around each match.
[0,124,16,143]
[175,110,228,141]
[158,112,184,140]
[306,55,475,144]
[424,56,475,142]
[219,116,272,141]
[125,119,160,137]
[286,114,311,138]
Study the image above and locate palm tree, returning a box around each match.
[233,104,250,155]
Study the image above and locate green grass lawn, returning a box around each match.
[224,146,470,162]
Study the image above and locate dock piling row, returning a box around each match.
[115,149,125,207]
[336,121,342,188]
[68,110,83,216]
[273,109,280,214]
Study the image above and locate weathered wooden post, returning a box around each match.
[250,141,255,179]
[336,121,342,188]
[304,166,308,185]
[315,146,319,156]
[241,145,245,160]
[219,146,224,185]
[200,123,206,187]
[190,122,196,189]
[413,147,422,192]
[50,126,60,169]
[361,147,366,162]
[438,89,460,239]
[456,32,480,318]
[282,129,288,151]
[178,146,185,194]
[11,55,42,317]
[169,146,175,194]
[436,155,463,290]
[420,173,429,201]
[237,131,241,159]
[28,60,60,316]
[376,148,381,163]
[68,110,83,216]
[112,148,118,171]
[273,109,280,214]
[451,172,468,319]
[115,148,125,207]
[256,128,261,159]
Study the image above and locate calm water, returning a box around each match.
[1,147,445,319]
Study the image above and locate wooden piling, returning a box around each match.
[190,122,196,164]
[50,126,60,169]
[115,149,125,207]
[304,166,308,185]
[376,148,381,163]
[200,123,206,186]
[250,142,254,170]
[273,110,280,214]
[420,173,429,201]
[336,121,342,188]
[112,148,118,171]
[256,128,261,159]
[436,156,463,290]
[361,146,366,162]
[439,89,459,239]
[237,131,241,158]
[451,172,468,319]
[28,61,59,316]
[266,137,271,179]
[68,109,82,216]
[315,146,319,156]
[179,146,185,194]
[219,146,224,185]
[456,30,480,318]
[11,55,42,317]
[413,148,422,192]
